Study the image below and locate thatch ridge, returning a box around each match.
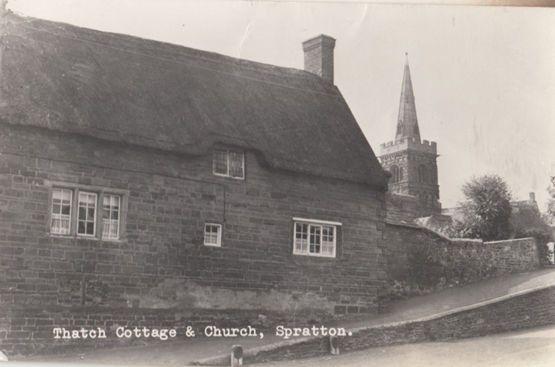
[0,12,387,189]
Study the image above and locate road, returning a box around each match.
[9,325,555,366]
[15,269,555,366]
[255,325,555,367]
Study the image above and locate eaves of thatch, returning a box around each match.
[0,12,388,190]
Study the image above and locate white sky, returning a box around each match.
[7,0,555,210]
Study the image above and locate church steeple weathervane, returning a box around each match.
[395,53,420,142]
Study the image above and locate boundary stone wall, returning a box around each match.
[382,222,540,301]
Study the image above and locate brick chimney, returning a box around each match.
[302,35,336,83]
[529,192,536,203]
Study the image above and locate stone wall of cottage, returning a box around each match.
[0,305,333,356]
[0,124,386,319]
[381,222,541,303]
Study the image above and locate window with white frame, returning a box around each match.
[102,194,120,240]
[49,186,123,241]
[204,223,222,247]
[77,191,97,236]
[51,188,72,235]
[293,218,339,258]
[212,149,244,179]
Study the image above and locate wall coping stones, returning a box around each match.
[484,237,535,245]
[385,220,451,241]
[353,283,555,332]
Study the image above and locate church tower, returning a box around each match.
[379,54,441,217]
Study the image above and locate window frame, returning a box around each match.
[101,194,121,241]
[292,218,340,258]
[418,164,429,184]
[47,182,127,242]
[50,188,73,236]
[390,165,400,183]
[212,149,245,180]
[204,223,223,247]
[76,191,98,238]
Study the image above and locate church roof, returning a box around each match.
[0,13,388,189]
[395,54,421,142]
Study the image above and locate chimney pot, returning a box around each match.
[302,34,336,83]
[529,192,536,202]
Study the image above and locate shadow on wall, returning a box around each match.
[123,279,335,313]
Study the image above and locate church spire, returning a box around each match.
[395,53,420,142]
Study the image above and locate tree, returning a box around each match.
[548,176,555,218]
[453,175,512,241]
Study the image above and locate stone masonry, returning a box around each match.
[0,124,386,315]
[382,222,540,301]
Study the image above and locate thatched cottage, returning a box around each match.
[0,10,389,353]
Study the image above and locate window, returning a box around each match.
[390,165,400,183]
[204,223,222,247]
[293,218,340,258]
[77,191,97,236]
[294,223,309,254]
[49,185,124,241]
[418,164,430,184]
[51,188,72,235]
[212,149,244,179]
[321,225,335,256]
[389,165,404,183]
[102,194,120,240]
[213,150,228,176]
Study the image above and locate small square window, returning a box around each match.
[212,149,244,179]
[77,191,97,237]
[204,223,222,247]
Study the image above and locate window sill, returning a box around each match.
[293,252,336,259]
[48,233,73,239]
[48,233,126,243]
[212,173,245,181]
[203,243,222,247]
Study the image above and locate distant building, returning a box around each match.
[379,55,441,219]
[512,192,539,213]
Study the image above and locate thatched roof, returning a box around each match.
[0,13,387,189]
